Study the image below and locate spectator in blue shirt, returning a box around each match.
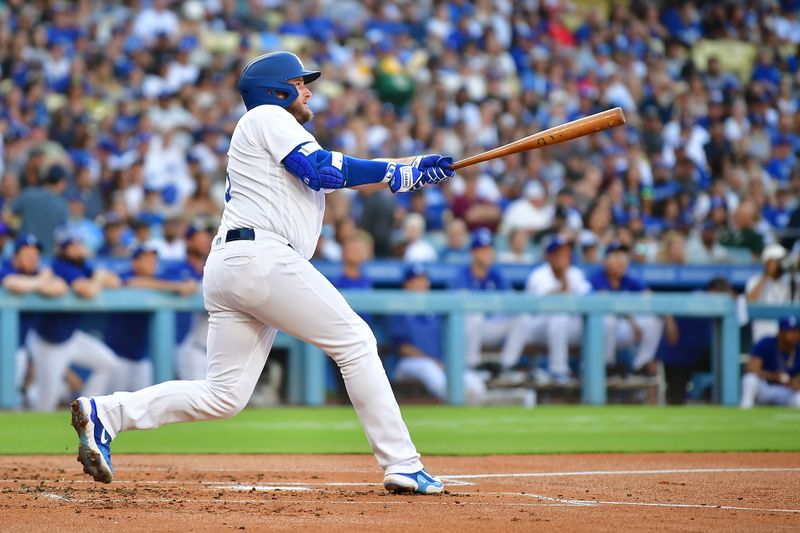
[105,244,198,392]
[29,235,121,411]
[763,184,793,230]
[0,235,67,407]
[589,241,663,376]
[741,315,800,408]
[390,263,486,404]
[764,135,797,183]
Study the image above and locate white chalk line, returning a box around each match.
[441,467,800,479]
[21,495,583,508]
[26,492,800,514]
[512,492,800,514]
[8,467,800,514]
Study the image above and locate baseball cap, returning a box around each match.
[545,234,572,255]
[605,240,630,255]
[774,134,793,147]
[185,221,208,239]
[579,231,599,249]
[761,243,787,264]
[402,262,428,283]
[709,196,726,210]
[523,181,546,200]
[778,315,800,332]
[100,212,124,227]
[45,164,69,184]
[470,228,494,250]
[13,234,42,253]
[132,244,158,259]
[56,235,79,250]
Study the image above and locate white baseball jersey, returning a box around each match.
[222,105,323,259]
[91,102,425,479]
[525,263,592,296]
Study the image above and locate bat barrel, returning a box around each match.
[450,107,626,170]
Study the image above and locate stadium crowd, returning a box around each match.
[1,0,800,409]
[1,0,800,264]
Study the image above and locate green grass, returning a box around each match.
[2,406,799,455]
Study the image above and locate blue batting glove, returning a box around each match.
[385,163,425,193]
[413,154,455,185]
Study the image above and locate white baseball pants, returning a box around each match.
[603,315,664,371]
[500,313,582,375]
[29,330,120,412]
[464,313,530,368]
[93,231,424,474]
[740,373,800,408]
[393,356,487,404]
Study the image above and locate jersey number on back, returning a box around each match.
[224,173,232,203]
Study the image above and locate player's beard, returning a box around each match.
[287,98,313,124]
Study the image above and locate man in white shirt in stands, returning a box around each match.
[499,180,554,236]
[502,235,592,385]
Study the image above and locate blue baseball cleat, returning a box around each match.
[70,397,114,483]
[383,469,444,494]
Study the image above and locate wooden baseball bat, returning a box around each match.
[449,107,626,170]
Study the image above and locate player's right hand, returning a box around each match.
[414,154,455,185]
[385,163,425,193]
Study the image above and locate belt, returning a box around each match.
[224,228,294,249]
[225,228,256,242]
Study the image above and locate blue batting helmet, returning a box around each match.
[237,52,321,111]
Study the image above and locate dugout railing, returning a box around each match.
[6,289,793,409]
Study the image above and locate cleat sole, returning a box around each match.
[70,400,113,484]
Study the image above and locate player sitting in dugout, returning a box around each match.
[740,315,800,408]
[390,263,487,404]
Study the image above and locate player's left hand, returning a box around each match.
[386,163,425,193]
[413,154,455,185]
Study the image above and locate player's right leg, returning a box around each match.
[72,311,274,483]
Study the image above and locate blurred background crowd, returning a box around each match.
[1,0,799,267]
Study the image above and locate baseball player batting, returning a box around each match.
[69,51,454,495]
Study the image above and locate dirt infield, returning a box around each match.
[1,453,799,532]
